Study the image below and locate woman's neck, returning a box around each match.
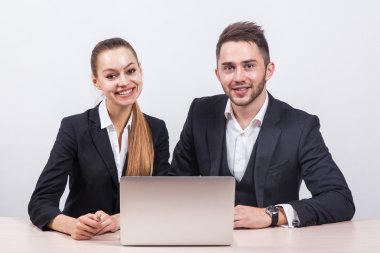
[106,100,133,132]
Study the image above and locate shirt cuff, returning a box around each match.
[276,204,300,228]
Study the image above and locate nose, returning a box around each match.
[119,74,129,87]
[233,66,246,83]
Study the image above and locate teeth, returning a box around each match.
[117,89,133,95]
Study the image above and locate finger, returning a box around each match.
[96,224,111,235]
[96,216,119,235]
[87,213,103,223]
[77,229,94,238]
[234,208,245,219]
[98,216,116,233]
[94,211,105,222]
[97,217,116,235]
[80,215,102,229]
[99,214,110,224]
[72,232,92,240]
[77,220,102,235]
[71,225,95,240]
[234,220,245,228]
[99,214,112,225]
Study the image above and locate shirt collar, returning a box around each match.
[224,90,269,127]
[98,98,133,130]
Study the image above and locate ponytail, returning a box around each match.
[126,103,154,176]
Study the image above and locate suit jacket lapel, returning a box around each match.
[207,97,228,176]
[89,108,119,189]
[254,93,282,207]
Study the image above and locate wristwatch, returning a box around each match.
[265,205,279,226]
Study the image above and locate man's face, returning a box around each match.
[216,41,274,107]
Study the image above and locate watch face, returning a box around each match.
[266,205,278,214]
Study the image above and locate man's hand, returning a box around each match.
[234,205,288,229]
[234,205,272,228]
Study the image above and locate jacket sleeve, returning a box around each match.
[288,115,355,226]
[170,99,200,176]
[28,117,77,230]
[153,119,171,176]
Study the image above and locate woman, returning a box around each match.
[28,38,170,240]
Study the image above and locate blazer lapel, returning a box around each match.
[254,93,282,207]
[207,97,228,176]
[89,108,119,188]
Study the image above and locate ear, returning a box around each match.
[215,67,221,82]
[265,62,275,81]
[92,75,101,90]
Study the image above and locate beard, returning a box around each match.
[226,77,266,107]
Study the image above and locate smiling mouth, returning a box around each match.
[116,88,134,95]
[233,87,249,91]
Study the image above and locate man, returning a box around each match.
[170,21,355,228]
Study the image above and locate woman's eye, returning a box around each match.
[127,68,136,74]
[106,74,117,80]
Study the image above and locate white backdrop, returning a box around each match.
[0,0,379,220]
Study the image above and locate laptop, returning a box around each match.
[119,176,235,246]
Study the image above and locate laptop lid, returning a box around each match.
[120,176,235,246]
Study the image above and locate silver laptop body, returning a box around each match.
[120,176,235,246]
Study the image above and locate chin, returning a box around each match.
[233,101,252,107]
[229,96,250,106]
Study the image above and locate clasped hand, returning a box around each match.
[69,211,120,240]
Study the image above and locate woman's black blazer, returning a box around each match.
[28,107,170,230]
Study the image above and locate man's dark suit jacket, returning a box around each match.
[28,107,170,230]
[170,93,355,227]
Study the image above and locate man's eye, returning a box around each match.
[245,64,254,69]
[224,66,235,71]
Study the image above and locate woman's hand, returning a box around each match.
[94,211,120,235]
[49,213,103,240]
[68,213,105,239]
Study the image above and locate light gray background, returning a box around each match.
[0,0,379,220]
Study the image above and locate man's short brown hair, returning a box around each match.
[216,21,270,66]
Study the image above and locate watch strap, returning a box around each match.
[271,208,278,226]
[266,205,279,226]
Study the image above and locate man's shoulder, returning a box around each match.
[269,94,316,123]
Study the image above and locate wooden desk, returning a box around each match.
[0,217,379,252]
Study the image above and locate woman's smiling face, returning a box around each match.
[92,47,143,112]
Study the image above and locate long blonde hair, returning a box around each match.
[126,103,154,176]
[91,38,154,176]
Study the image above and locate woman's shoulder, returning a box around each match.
[143,113,166,128]
[60,107,98,130]
[143,113,168,139]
